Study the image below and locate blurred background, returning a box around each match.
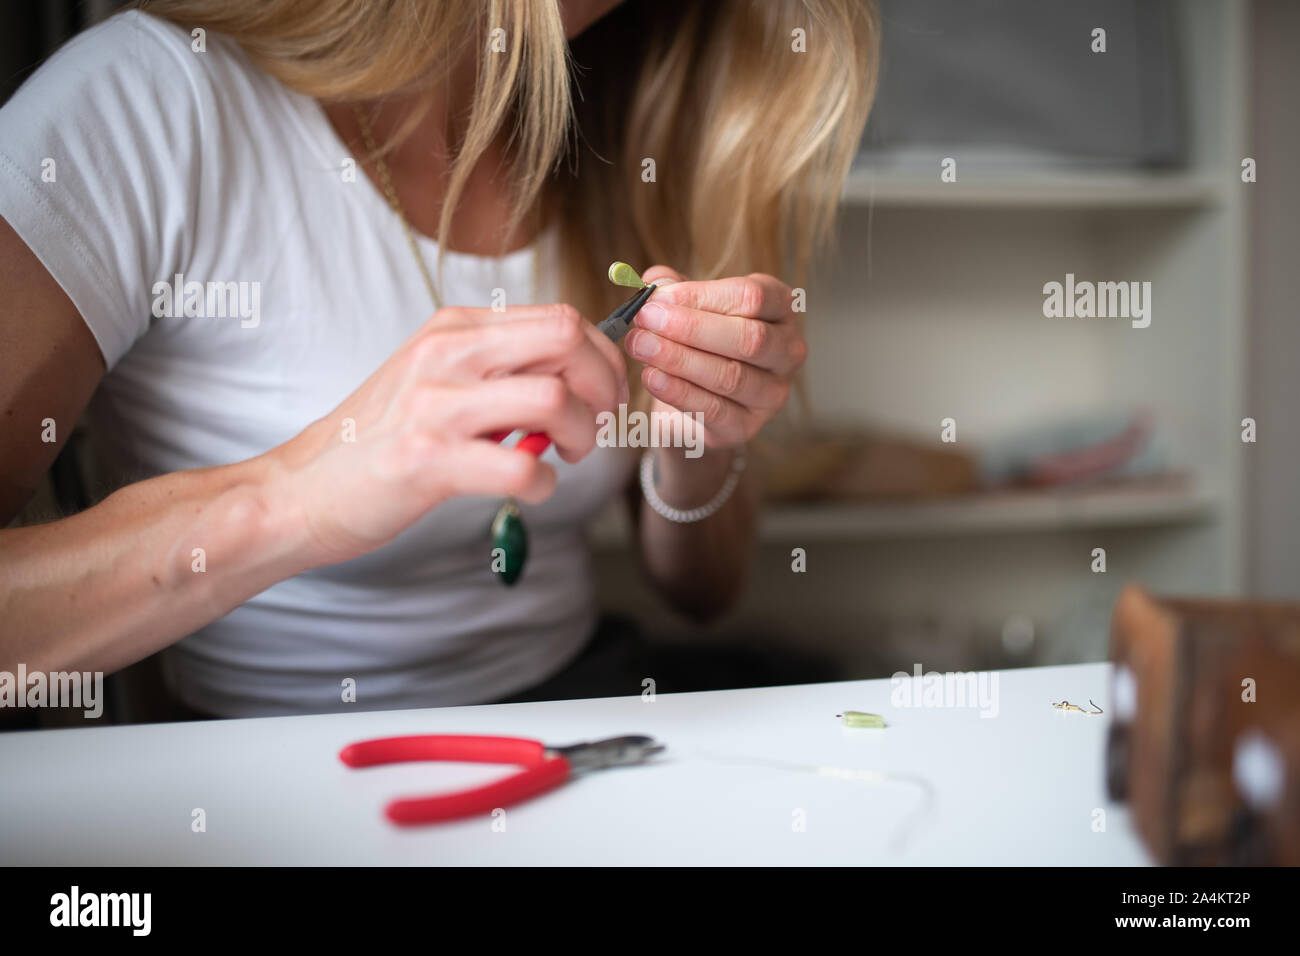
[588,0,1299,683]
[4,0,1297,706]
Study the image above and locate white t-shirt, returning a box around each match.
[0,10,635,716]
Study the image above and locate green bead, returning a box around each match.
[490,500,528,586]
[841,710,886,729]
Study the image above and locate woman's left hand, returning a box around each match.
[623,266,807,448]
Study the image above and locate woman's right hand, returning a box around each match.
[1,228,625,673]
[267,303,628,568]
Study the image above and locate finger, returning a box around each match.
[421,376,600,463]
[640,366,752,446]
[641,264,687,286]
[410,307,624,416]
[626,328,789,411]
[419,302,578,333]
[578,316,631,406]
[511,327,623,427]
[411,306,587,377]
[653,273,790,321]
[436,442,558,504]
[467,304,629,401]
[633,300,806,375]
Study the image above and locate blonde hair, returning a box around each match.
[136,0,877,322]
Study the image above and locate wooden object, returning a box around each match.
[1107,586,1300,865]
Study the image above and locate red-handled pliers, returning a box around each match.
[339,734,665,825]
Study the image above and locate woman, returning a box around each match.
[0,0,876,717]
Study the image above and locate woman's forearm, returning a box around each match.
[636,445,757,621]
[1,300,630,681]
[0,453,310,675]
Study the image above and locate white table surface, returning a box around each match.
[0,662,1149,865]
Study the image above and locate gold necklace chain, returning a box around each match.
[351,103,442,311]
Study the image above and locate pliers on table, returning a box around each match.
[339,733,666,825]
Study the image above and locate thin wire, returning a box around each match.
[690,749,936,854]
[1053,699,1104,715]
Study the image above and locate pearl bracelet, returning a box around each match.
[639,447,746,523]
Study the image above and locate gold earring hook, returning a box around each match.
[1052,699,1104,714]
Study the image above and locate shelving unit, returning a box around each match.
[592,0,1249,672]
[592,482,1216,548]
[840,169,1220,209]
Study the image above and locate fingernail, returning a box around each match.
[628,330,660,359]
[645,367,667,390]
[637,302,667,331]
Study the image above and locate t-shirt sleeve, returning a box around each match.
[0,11,204,369]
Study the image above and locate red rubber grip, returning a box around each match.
[339,734,548,767]
[386,758,570,824]
[488,430,553,457]
[338,735,572,825]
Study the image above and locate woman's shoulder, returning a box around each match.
[65,8,197,59]
[55,9,247,75]
[0,8,305,199]
[11,9,277,129]
[0,9,299,372]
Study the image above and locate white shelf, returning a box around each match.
[595,0,1248,648]
[591,484,1217,548]
[841,168,1220,209]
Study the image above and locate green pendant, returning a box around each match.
[607,261,647,289]
[490,499,528,586]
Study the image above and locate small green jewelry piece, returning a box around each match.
[608,261,647,288]
[838,711,886,729]
[490,499,528,586]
